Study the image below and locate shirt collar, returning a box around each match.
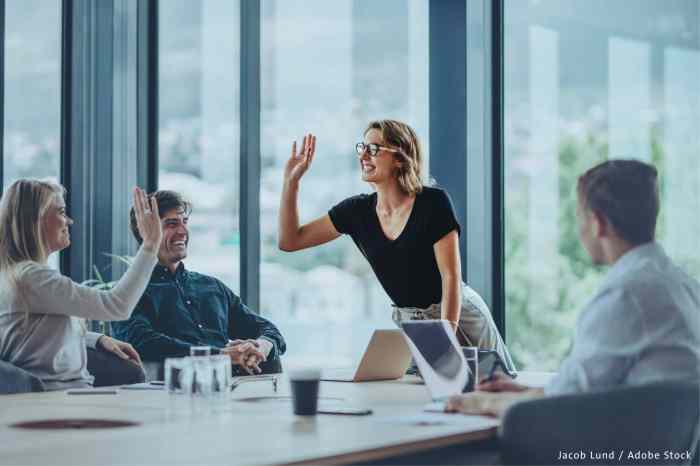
[151,261,187,282]
[602,241,664,286]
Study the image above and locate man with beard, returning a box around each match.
[113,191,285,375]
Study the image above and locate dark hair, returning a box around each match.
[129,190,192,244]
[577,159,659,245]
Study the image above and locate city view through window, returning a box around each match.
[504,0,700,369]
[5,0,698,371]
[158,0,428,367]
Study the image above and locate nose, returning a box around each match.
[66,216,74,225]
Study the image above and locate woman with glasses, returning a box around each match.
[278,119,514,372]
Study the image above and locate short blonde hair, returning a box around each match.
[365,120,424,195]
[0,178,65,274]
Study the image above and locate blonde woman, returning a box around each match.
[0,179,162,390]
[279,119,514,372]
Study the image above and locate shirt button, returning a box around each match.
[186,300,191,305]
[198,324,203,329]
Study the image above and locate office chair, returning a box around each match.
[500,381,700,465]
[0,360,45,394]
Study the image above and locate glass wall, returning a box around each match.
[3,0,62,269]
[158,0,241,286]
[3,0,61,185]
[504,0,700,370]
[260,0,429,366]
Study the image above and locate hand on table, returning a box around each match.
[445,389,541,419]
[222,339,272,375]
[478,372,529,392]
[97,335,142,366]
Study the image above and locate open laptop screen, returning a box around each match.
[401,320,469,400]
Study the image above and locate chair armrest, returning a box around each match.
[0,360,45,394]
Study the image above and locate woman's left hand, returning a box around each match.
[98,336,142,366]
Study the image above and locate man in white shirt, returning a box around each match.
[447,159,700,417]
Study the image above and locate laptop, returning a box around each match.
[400,320,469,402]
[321,329,412,382]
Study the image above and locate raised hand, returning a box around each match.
[283,134,316,187]
[132,187,162,254]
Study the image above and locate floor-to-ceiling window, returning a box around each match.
[504,0,700,370]
[3,0,62,268]
[158,0,241,286]
[3,0,61,185]
[260,0,429,366]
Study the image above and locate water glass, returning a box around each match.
[210,355,232,397]
[190,356,213,397]
[462,347,478,392]
[190,346,212,357]
[165,357,194,394]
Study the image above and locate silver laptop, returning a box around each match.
[400,320,469,401]
[321,329,412,382]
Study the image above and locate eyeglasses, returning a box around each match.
[355,142,401,157]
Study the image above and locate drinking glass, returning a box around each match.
[462,347,478,392]
[210,355,232,397]
[190,346,212,357]
[165,357,194,395]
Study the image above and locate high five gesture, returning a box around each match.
[278,133,340,252]
[283,134,316,187]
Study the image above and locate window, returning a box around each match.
[158,0,241,286]
[260,0,428,366]
[3,0,62,269]
[3,0,61,185]
[504,0,700,369]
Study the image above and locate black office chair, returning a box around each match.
[0,360,45,394]
[86,347,146,387]
[500,381,700,465]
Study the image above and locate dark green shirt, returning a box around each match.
[113,263,286,362]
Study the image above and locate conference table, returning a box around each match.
[0,372,552,465]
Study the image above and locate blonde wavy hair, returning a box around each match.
[365,120,425,196]
[0,178,66,297]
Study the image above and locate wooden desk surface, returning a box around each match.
[0,372,553,465]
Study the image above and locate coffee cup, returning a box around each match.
[289,368,321,416]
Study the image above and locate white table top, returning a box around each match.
[0,372,553,465]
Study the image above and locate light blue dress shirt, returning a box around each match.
[546,242,700,395]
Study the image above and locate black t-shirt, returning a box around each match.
[328,186,461,308]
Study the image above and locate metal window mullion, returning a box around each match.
[137,0,157,194]
[60,0,74,276]
[490,0,506,336]
[63,0,116,284]
[428,0,468,279]
[0,0,5,192]
[239,0,260,311]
